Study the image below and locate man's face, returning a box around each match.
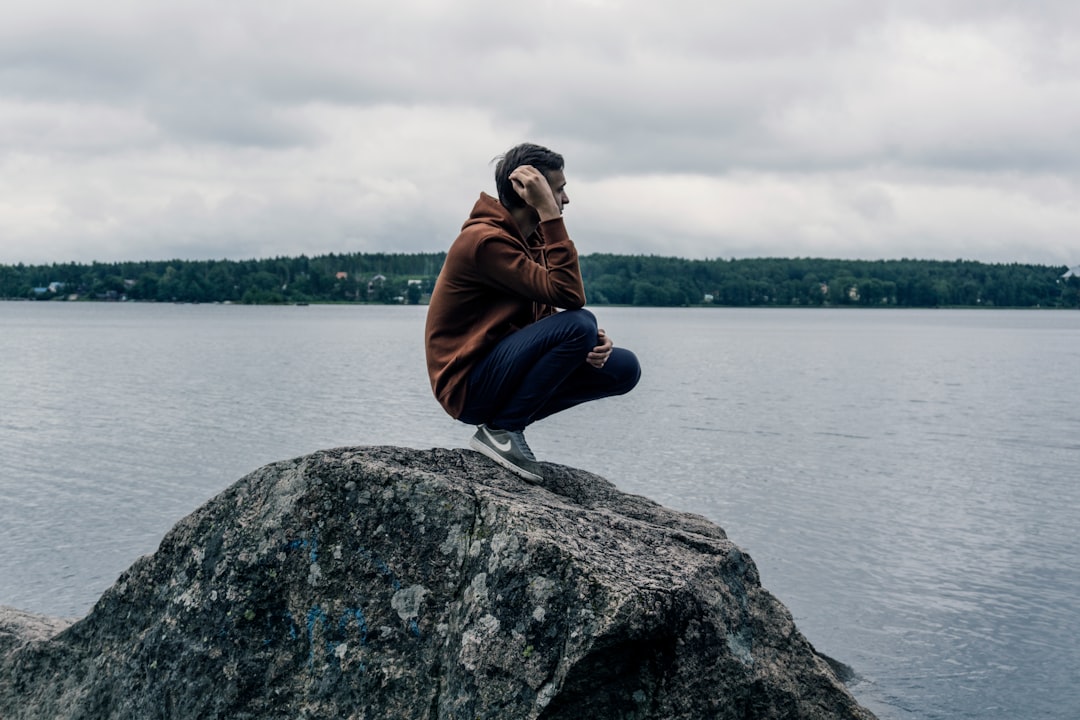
[544,169,569,214]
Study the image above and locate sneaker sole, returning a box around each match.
[469,436,543,483]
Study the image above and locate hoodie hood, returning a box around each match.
[462,193,539,246]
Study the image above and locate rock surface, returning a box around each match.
[0,446,876,719]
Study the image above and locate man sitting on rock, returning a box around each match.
[424,142,641,481]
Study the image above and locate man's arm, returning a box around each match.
[510,165,614,362]
[472,163,584,307]
[474,229,585,310]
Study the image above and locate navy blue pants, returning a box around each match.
[458,309,641,432]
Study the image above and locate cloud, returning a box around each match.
[1,101,524,261]
[0,0,1077,265]
[575,169,1079,265]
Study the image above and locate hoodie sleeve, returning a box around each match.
[473,218,586,310]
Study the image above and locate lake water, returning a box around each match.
[2,302,1078,719]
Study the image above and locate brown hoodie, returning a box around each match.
[424,192,586,419]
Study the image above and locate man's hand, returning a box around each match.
[509,165,561,222]
[587,328,614,369]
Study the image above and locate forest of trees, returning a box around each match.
[1,253,1077,308]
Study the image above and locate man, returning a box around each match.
[425,142,640,482]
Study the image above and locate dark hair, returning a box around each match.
[493,143,564,210]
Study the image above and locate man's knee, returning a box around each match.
[558,308,597,336]
[532,308,597,353]
[608,348,642,395]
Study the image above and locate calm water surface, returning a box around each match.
[2,303,1079,719]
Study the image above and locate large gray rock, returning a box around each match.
[1,446,875,719]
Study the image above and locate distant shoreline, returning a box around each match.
[3,254,1077,309]
[3,297,1075,310]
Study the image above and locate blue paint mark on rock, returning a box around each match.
[338,607,368,646]
[302,604,372,671]
[283,531,319,563]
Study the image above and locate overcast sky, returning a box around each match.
[2,0,1077,266]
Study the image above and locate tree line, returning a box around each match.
[1,253,1077,308]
